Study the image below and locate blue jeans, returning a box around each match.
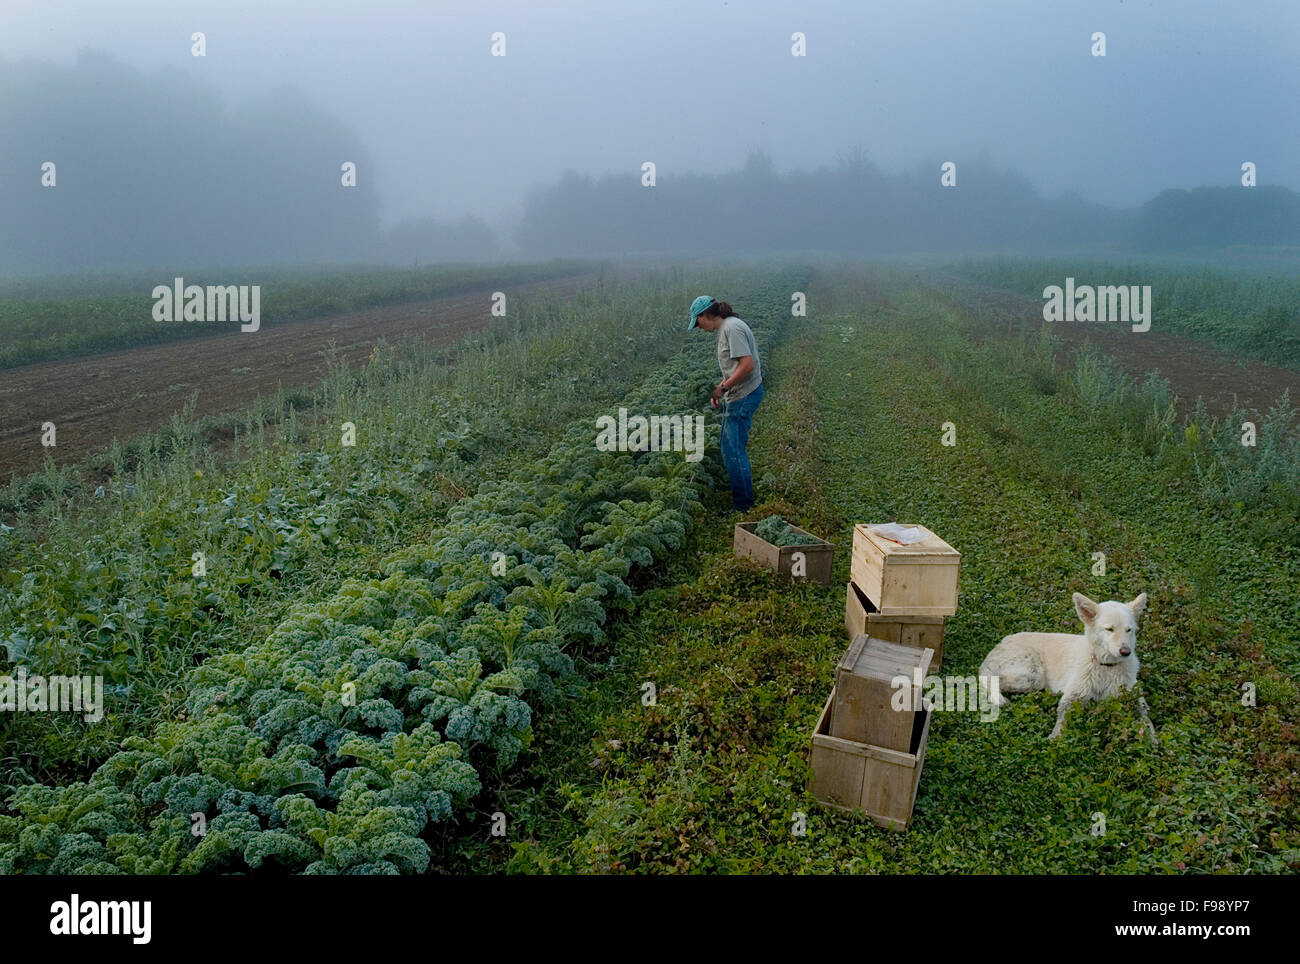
[720,382,763,511]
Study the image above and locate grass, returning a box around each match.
[451,265,1298,874]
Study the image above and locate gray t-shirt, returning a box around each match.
[716,316,762,401]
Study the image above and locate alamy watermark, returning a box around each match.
[50,894,150,944]
[595,408,705,462]
[1042,277,1151,332]
[152,277,261,332]
[1,669,104,723]
[891,669,1002,722]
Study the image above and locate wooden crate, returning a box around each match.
[844,580,874,639]
[850,523,961,616]
[830,634,933,752]
[733,522,833,586]
[844,581,946,670]
[809,687,931,830]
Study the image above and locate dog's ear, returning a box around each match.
[1127,592,1148,619]
[1073,592,1099,626]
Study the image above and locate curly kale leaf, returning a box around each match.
[580,500,686,568]
[753,514,822,547]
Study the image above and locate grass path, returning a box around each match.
[459,268,1297,873]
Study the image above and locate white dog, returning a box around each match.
[980,592,1156,741]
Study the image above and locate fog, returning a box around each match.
[3,0,1298,272]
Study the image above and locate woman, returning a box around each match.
[688,295,764,513]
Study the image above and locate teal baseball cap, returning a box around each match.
[688,295,715,329]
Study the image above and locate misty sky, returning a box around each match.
[5,0,1299,232]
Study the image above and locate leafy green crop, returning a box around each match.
[0,266,811,874]
[0,268,740,779]
[754,514,822,547]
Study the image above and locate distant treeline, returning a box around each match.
[3,51,1298,273]
[517,154,1300,258]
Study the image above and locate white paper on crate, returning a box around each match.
[868,523,927,544]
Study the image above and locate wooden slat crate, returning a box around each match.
[733,522,833,586]
[850,523,961,616]
[809,687,931,830]
[844,581,946,670]
[844,580,873,639]
[831,634,933,751]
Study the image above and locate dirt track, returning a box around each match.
[946,280,1300,425]
[0,272,600,481]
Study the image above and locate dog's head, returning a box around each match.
[1073,591,1147,662]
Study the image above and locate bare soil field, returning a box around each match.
[0,272,600,480]
[947,281,1300,425]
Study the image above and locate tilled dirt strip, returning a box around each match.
[942,279,1300,425]
[0,272,603,481]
